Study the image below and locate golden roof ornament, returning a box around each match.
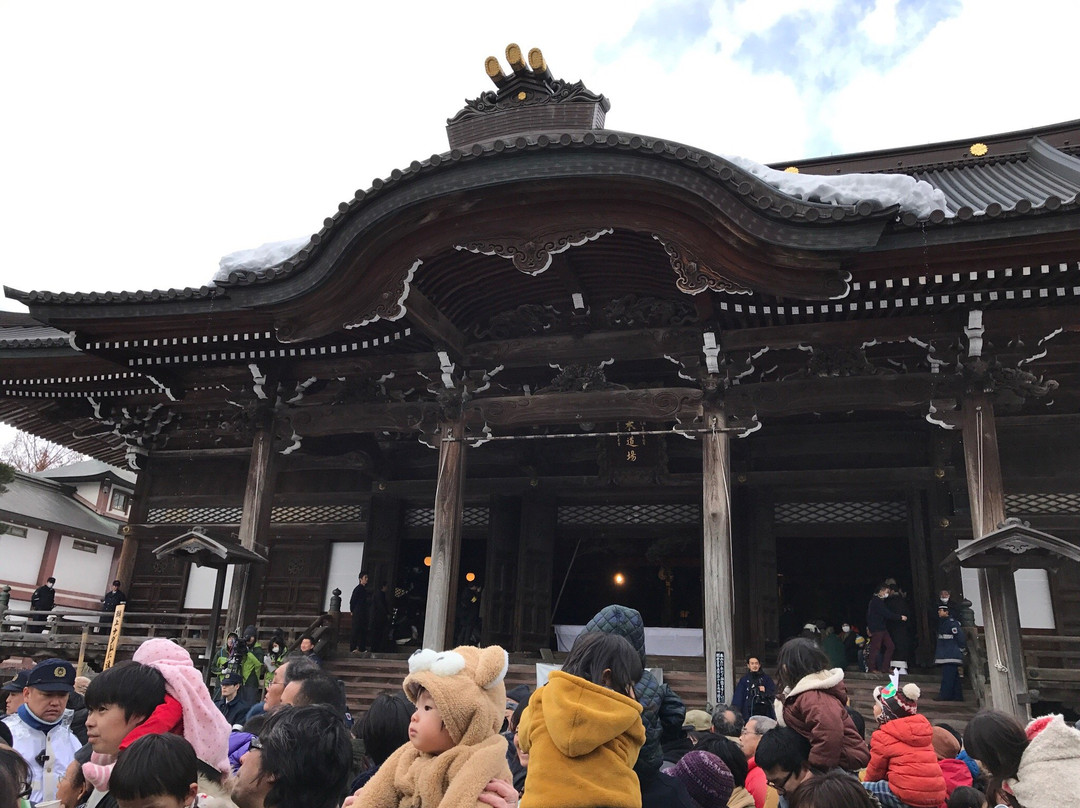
[447,44,610,149]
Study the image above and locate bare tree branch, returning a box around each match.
[0,431,85,473]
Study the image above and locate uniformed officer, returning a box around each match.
[2,658,81,805]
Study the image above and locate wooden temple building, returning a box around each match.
[4,45,1080,712]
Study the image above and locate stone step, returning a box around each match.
[323,655,977,734]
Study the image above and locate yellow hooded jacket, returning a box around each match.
[519,670,645,808]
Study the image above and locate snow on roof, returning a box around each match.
[725,154,950,219]
[213,237,309,282]
[210,150,950,283]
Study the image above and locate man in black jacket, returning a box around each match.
[215,672,253,726]
[348,571,370,653]
[30,577,56,632]
[866,583,907,673]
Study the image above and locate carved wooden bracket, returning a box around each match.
[456,227,612,275]
[652,235,754,296]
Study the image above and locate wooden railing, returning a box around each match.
[1020,634,1080,707]
[962,627,1080,709]
[0,607,336,665]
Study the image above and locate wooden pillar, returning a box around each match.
[422,417,466,651]
[513,492,556,651]
[483,494,521,648]
[961,393,1029,721]
[703,403,736,705]
[225,423,278,635]
[364,494,403,599]
[116,455,154,593]
[906,489,933,666]
[747,488,778,658]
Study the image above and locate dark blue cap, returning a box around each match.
[2,670,30,692]
[25,658,75,692]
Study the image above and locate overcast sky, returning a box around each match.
[3,0,1079,311]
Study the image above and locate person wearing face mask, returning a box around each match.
[838,624,860,670]
[732,656,776,722]
[262,631,287,693]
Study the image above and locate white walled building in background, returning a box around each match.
[1,459,133,614]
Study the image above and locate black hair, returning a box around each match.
[111,734,196,802]
[244,712,270,735]
[358,570,368,578]
[754,726,811,774]
[694,735,748,787]
[280,654,319,686]
[776,637,831,690]
[963,709,1027,806]
[0,721,11,747]
[300,634,315,643]
[259,704,353,808]
[285,668,347,718]
[509,699,529,733]
[788,770,876,808]
[84,661,166,721]
[710,703,744,736]
[947,785,988,808]
[358,691,412,763]
[562,632,643,694]
[0,747,32,808]
[935,722,963,747]
[63,757,94,804]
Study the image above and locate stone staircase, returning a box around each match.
[324,653,977,734]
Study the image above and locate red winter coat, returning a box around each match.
[865,714,948,808]
[780,668,870,771]
[939,758,973,796]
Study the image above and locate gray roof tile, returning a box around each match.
[0,473,124,542]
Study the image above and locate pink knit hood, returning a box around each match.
[133,638,231,773]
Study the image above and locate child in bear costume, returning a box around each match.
[351,644,513,808]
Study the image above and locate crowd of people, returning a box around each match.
[781,582,969,704]
[2,602,1078,808]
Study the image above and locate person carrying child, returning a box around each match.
[518,631,646,808]
[775,638,869,772]
[81,639,231,795]
[862,679,947,808]
[349,644,513,808]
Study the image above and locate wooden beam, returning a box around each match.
[422,417,466,650]
[225,423,278,636]
[960,392,1030,721]
[702,403,735,705]
[403,287,467,358]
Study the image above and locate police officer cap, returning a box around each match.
[1,670,30,692]
[26,658,76,692]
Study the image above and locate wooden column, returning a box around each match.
[703,403,736,705]
[483,494,521,648]
[906,489,933,665]
[422,417,467,651]
[514,492,556,651]
[116,455,154,591]
[747,488,778,658]
[364,494,403,598]
[961,393,1029,721]
[225,423,278,635]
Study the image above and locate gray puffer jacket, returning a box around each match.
[583,604,686,773]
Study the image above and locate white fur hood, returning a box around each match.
[1011,715,1080,808]
[774,668,845,725]
[785,668,845,700]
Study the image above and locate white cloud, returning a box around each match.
[858,0,900,47]
[2,0,1078,311]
